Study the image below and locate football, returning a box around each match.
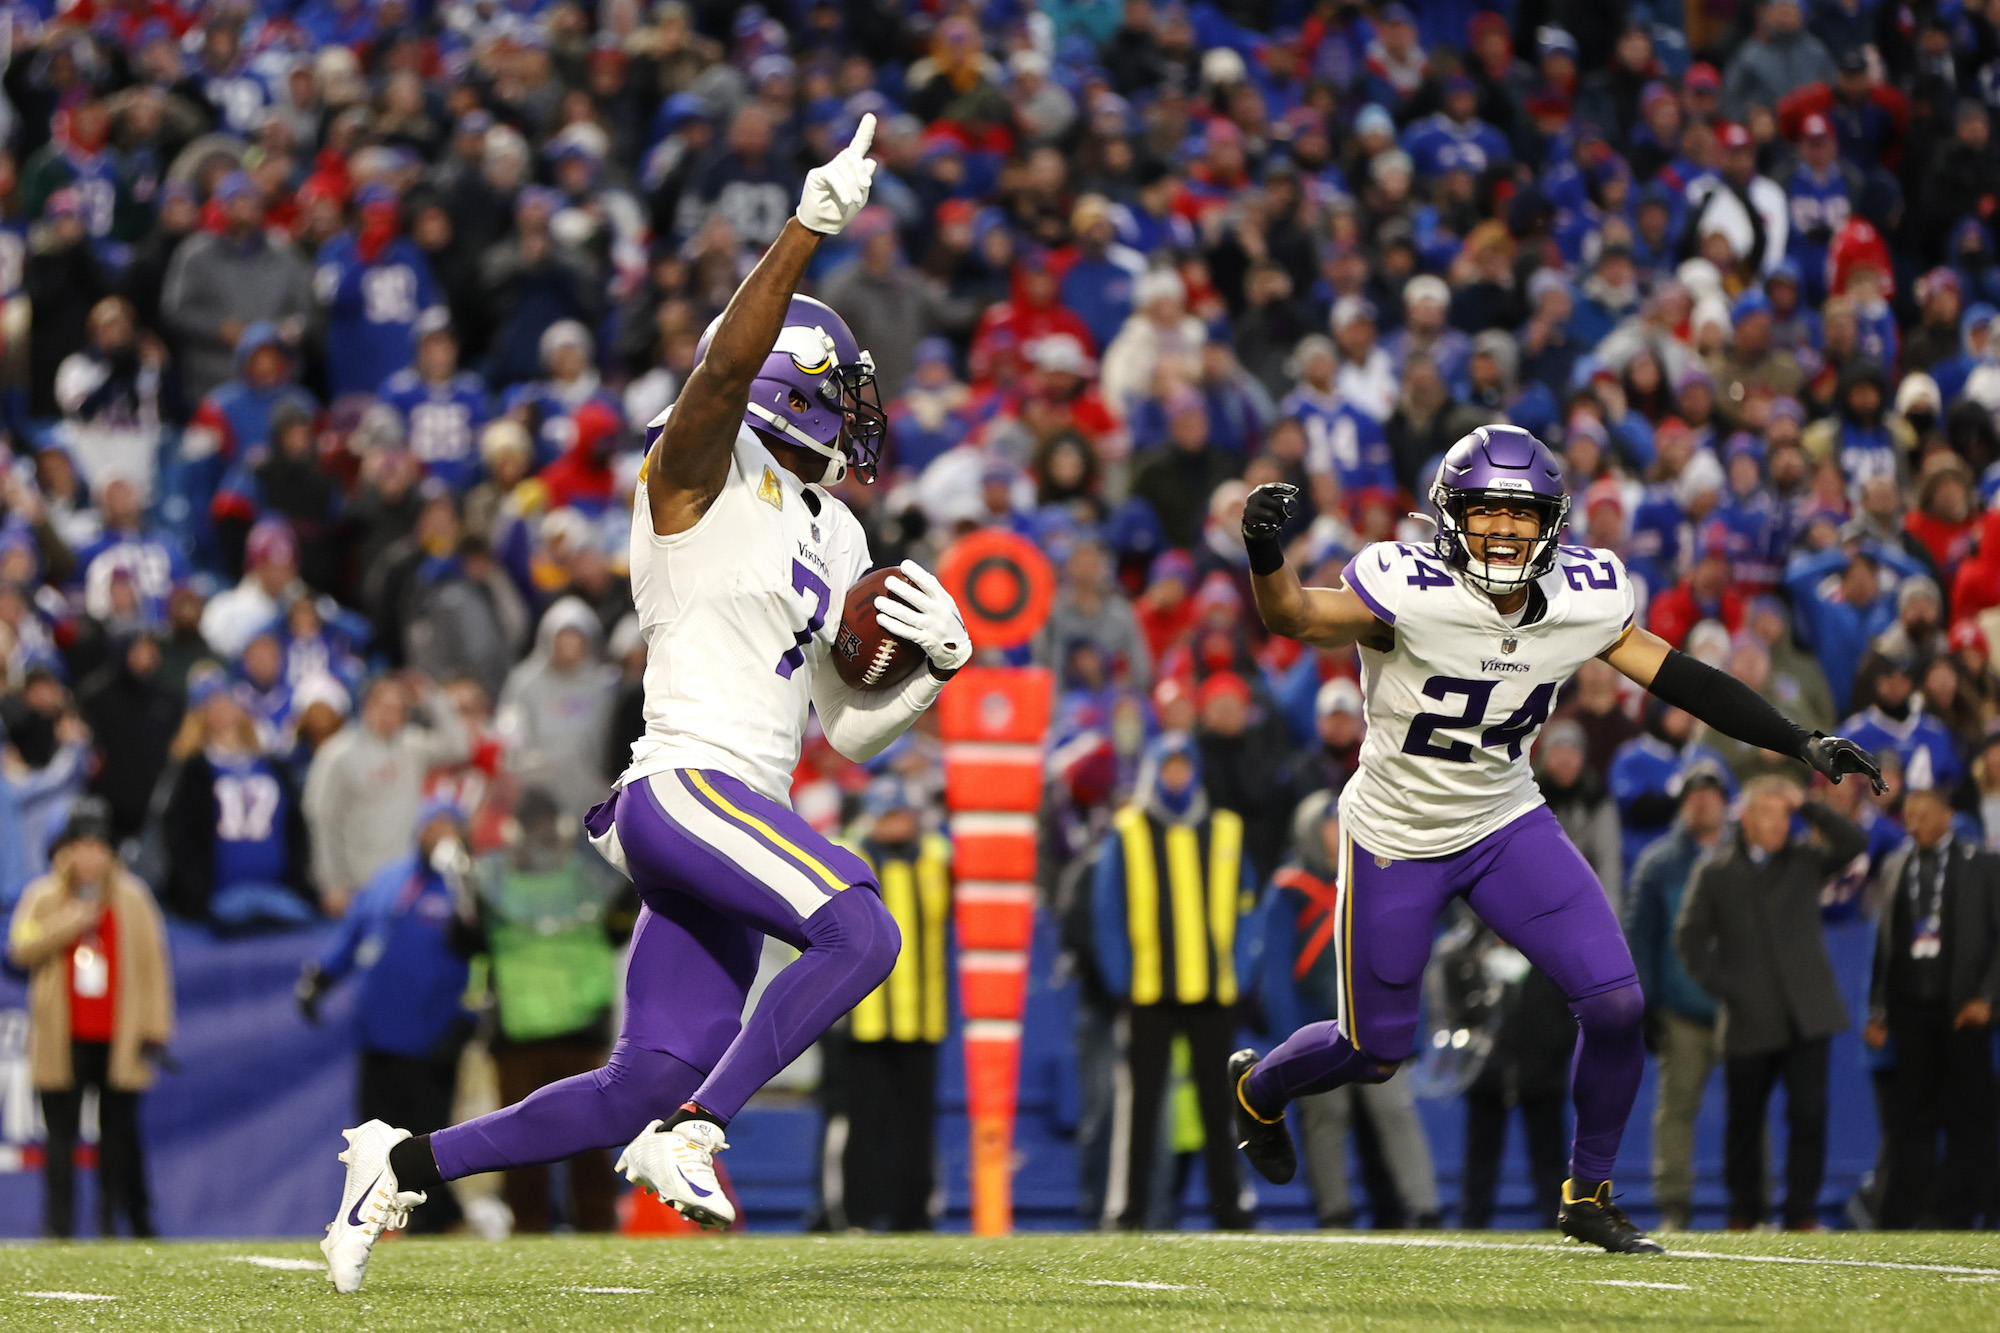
[832,567,925,691]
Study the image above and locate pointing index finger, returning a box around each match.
[848,112,876,159]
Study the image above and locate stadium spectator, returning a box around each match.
[1867,779,2000,1229]
[296,798,477,1234]
[302,672,468,914]
[495,598,615,820]
[1676,776,1866,1230]
[1092,733,1254,1230]
[7,798,173,1238]
[1536,721,1623,911]
[159,172,315,401]
[159,674,315,928]
[835,777,954,1232]
[471,787,627,1235]
[1625,765,1729,1232]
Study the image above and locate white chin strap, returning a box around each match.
[745,401,846,484]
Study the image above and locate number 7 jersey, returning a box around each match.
[1337,541,1637,861]
[620,423,870,803]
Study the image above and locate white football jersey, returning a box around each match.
[620,423,870,803]
[1337,540,1637,861]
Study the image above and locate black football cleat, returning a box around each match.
[1228,1049,1296,1185]
[1558,1180,1665,1254]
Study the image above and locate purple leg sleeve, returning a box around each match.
[1245,1021,1399,1114]
[1464,808,1645,1184]
[690,885,899,1120]
[1563,984,1647,1182]
[430,1041,703,1180]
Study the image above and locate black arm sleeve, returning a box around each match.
[1648,649,1811,761]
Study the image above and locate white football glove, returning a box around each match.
[796,113,877,236]
[875,559,972,676]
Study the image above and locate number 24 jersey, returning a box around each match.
[1337,541,1637,861]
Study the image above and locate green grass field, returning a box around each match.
[3,1231,1998,1331]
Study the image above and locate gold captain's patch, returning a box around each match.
[757,466,784,510]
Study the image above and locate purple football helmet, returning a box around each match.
[690,294,886,484]
[1428,424,1571,595]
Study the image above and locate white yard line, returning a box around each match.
[19,1291,119,1302]
[564,1286,651,1295]
[1946,1275,2000,1283]
[226,1256,328,1272]
[1593,1280,1694,1291]
[1075,1279,1193,1291]
[1173,1231,2000,1277]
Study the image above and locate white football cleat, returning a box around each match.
[321,1120,427,1293]
[615,1118,735,1230]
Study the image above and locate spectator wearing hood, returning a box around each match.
[315,182,443,399]
[1091,731,1256,1230]
[1383,275,1469,389]
[1256,790,1441,1228]
[1803,360,1912,505]
[1917,101,2000,257]
[160,674,315,927]
[1060,194,1145,354]
[75,631,178,843]
[302,671,469,914]
[1841,653,1964,794]
[159,171,316,401]
[495,597,616,820]
[968,248,1096,388]
[1932,303,1995,408]
[0,690,92,911]
[296,798,478,1234]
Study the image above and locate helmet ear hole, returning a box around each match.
[788,389,810,413]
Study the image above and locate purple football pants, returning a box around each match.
[1246,805,1646,1183]
[431,770,897,1181]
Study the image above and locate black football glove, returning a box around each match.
[1242,482,1300,540]
[1802,732,1886,794]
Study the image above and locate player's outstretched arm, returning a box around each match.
[1243,482,1387,649]
[1603,625,1887,793]
[646,115,877,534]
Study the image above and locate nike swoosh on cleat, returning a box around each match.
[347,1173,381,1228]
[678,1168,714,1198]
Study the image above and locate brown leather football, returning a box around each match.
[832,567,924,691]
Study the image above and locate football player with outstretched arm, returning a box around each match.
[1231,425,1882,1253]
[318,116,973,1292]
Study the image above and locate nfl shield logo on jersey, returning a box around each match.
[1500,635,1518,655]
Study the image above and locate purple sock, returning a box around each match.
[1245,1021,1399,1115]
[1565,984,1646,1183]
[688,886,899,1122]
[429,1041,703,1181]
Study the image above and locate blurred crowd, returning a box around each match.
[4,0,2000,1236]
